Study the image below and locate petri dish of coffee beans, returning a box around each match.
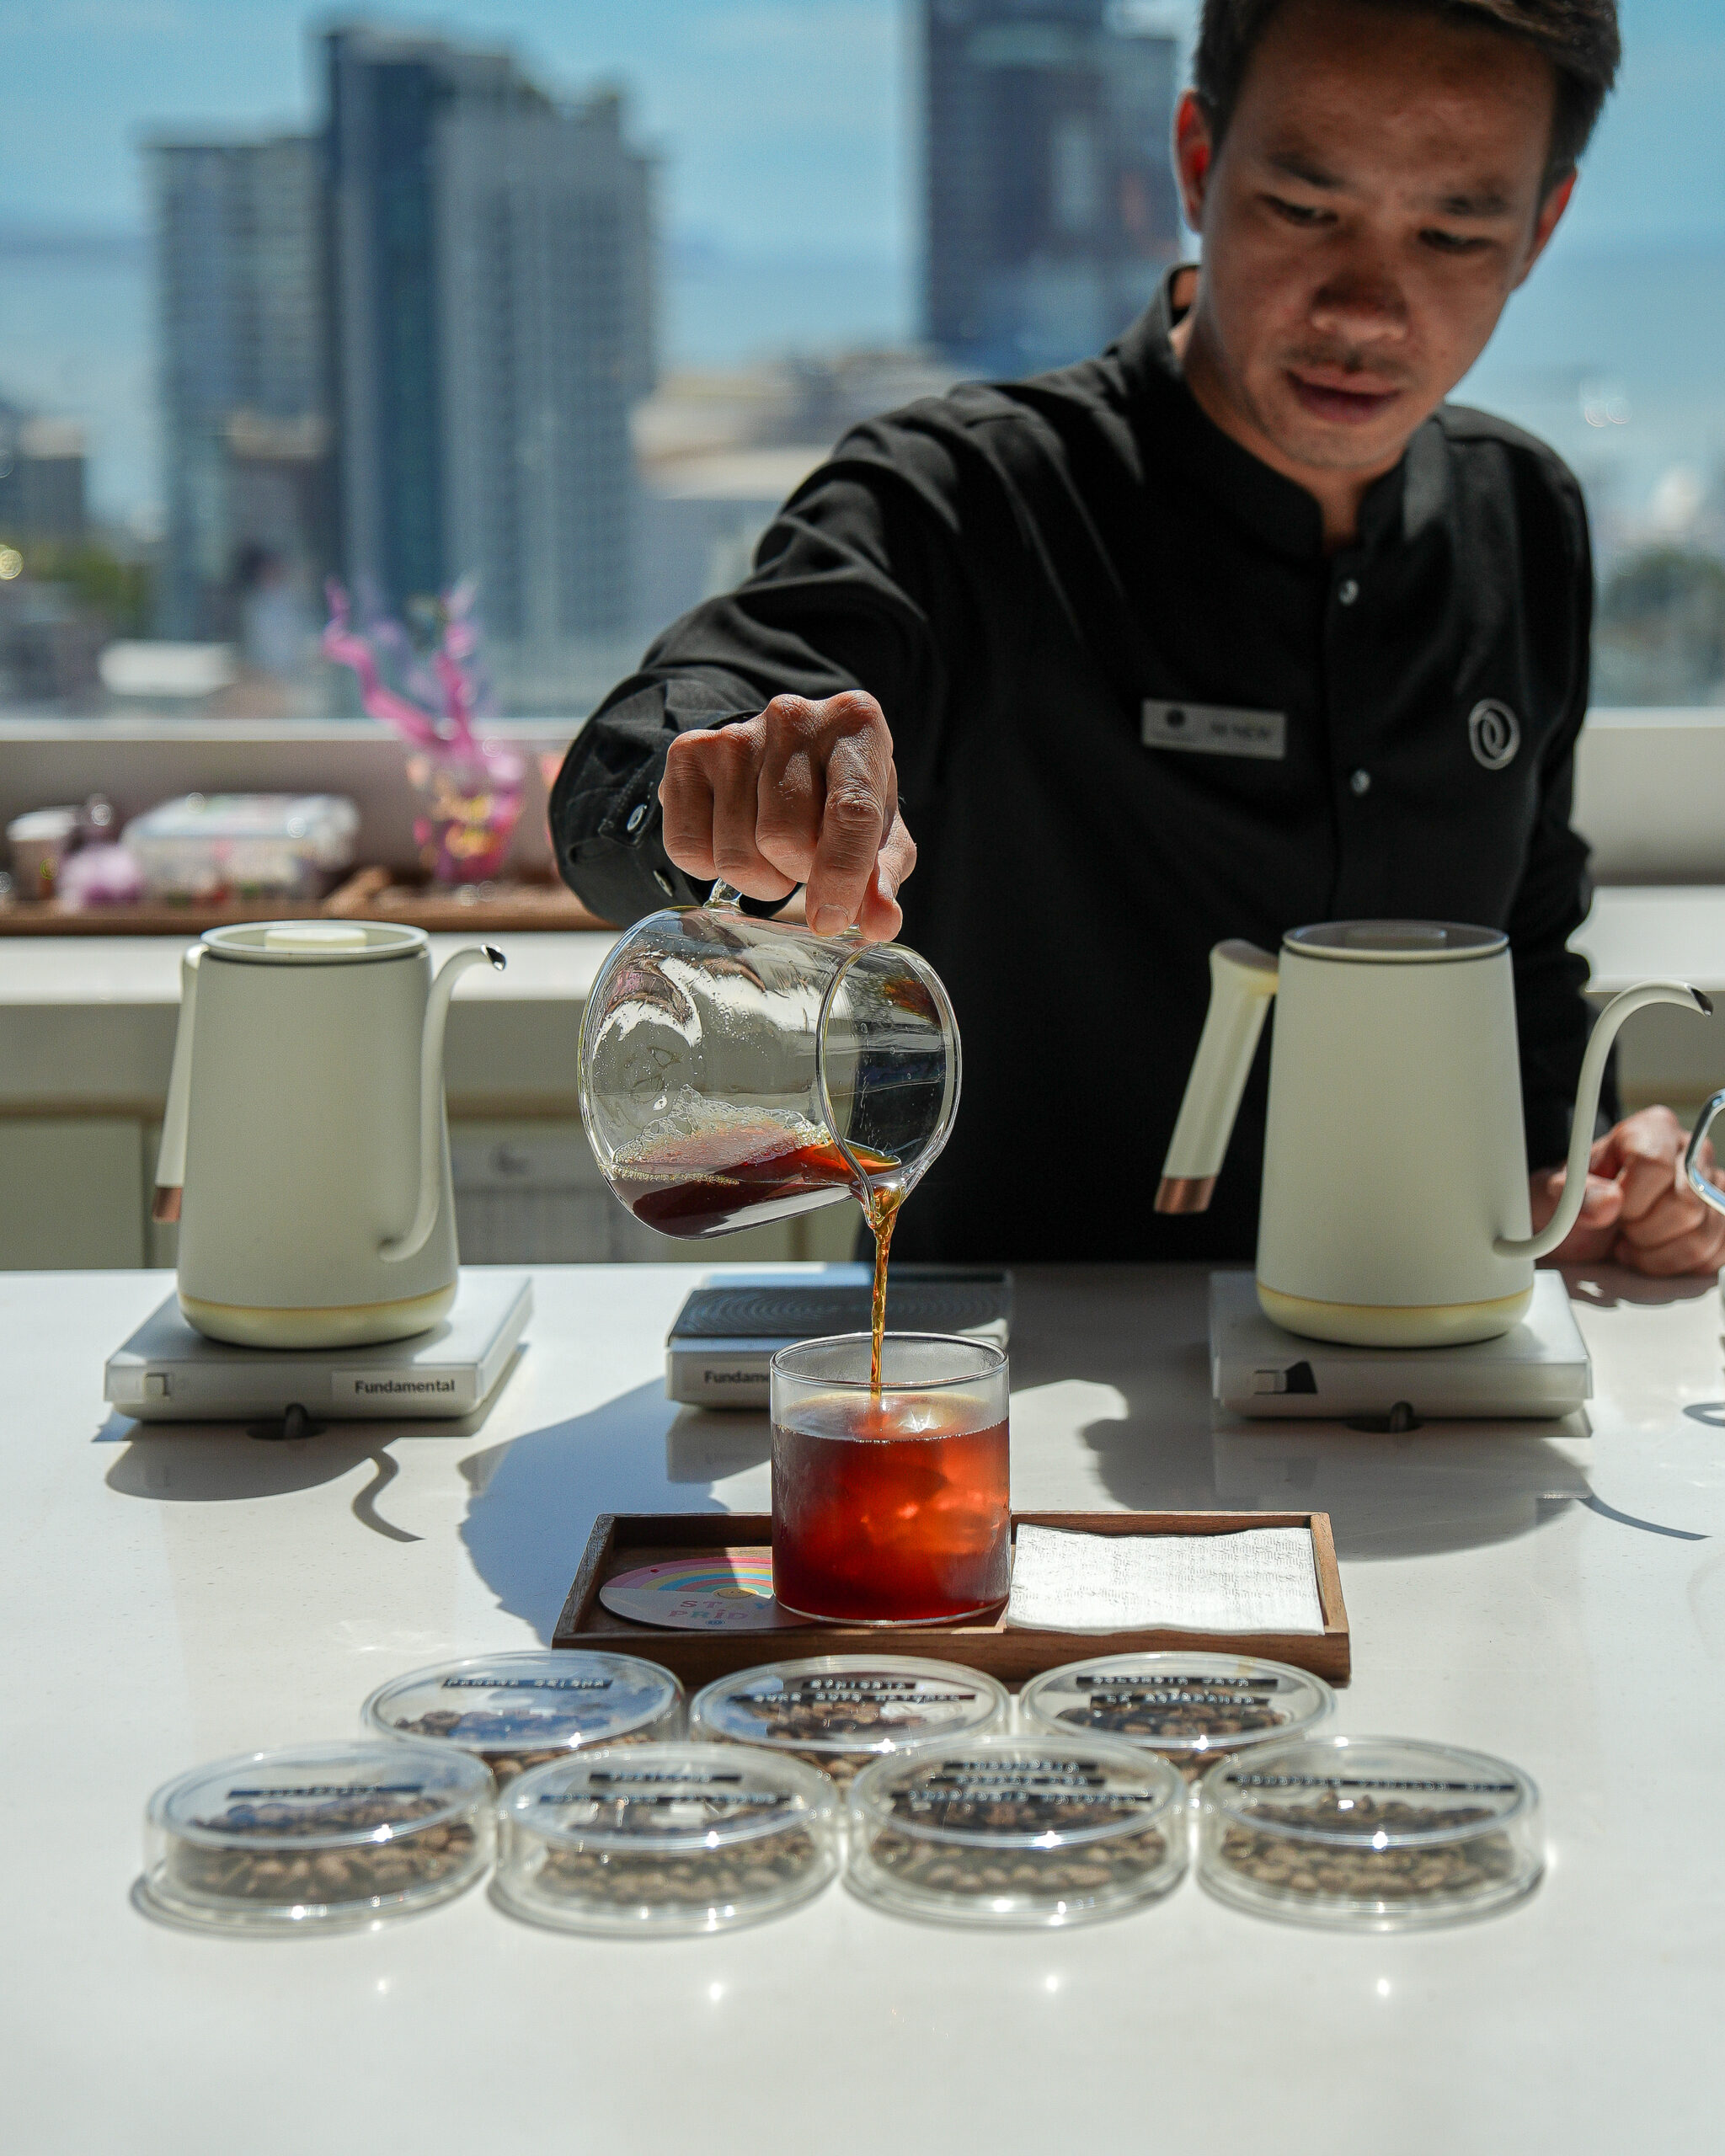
[690,1655,1009,1788]
[1196,1733,1543,1930]
[492,1741,841,1935]
[363,1650,684,1785]
[1019,1651,1333,1784]
[846,1731,1188,1928]
[136,1740,494,1935]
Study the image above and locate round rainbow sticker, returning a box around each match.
[599,1550,798,1630]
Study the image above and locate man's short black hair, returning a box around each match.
[1194,0,1621,195]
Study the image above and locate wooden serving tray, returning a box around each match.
[0,867,612,937]
[553,1510,1349,1689]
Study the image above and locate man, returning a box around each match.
[553,0,1725,1276]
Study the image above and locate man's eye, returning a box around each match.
[1420,228,1492,254]
[1265,195,1333,227]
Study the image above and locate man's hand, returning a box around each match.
[1530,1105,1725,1277]
[659,691,916,941]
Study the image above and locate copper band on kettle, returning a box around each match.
[1155,1175,1215,1215]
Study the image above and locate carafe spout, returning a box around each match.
[1495,979,1713,1260]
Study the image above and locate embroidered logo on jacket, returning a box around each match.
[1468,700,1520,771]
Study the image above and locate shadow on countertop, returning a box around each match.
[458,1380,762,1641]
[1007,1264,1598,1562]
[99,1351,528,1544]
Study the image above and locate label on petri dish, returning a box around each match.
[599,1550,802,1630]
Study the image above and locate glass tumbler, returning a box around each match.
[770,1333,1010,1625]
[578,884,960,1241]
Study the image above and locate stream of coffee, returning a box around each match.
[862,1173,905,1396]
[611,1100,905,1390]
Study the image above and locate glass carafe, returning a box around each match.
[578,884,960,1239]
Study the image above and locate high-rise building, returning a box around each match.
[0,408,88,546]
[324,25,654,702]
[924,0,1180,375]
[148,135,330,641]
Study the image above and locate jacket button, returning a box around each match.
[1338,578,1359,606]
[1350,768,1371,795]
[626,803,647,833]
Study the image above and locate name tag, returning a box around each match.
[1142,699,1286,760]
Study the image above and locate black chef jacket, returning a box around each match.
[551,269,1603,1264]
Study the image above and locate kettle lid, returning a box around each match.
[200,920,428,965]
[1284,921,1506,964]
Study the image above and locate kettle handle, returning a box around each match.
[1685,1090,1725,1219]
[151,942,205,1225]
[381,944,506,1263]
[1496,978,1713,1259]
[1155,940,1280,1214]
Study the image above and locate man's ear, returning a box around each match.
[1172,88,1215,234]
[1514,168,1575,289]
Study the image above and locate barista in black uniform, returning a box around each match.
[553,0,1725,1277]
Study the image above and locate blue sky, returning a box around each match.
[3,0,1722,520]
[0,0,1722,256]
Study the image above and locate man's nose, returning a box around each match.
[1309,268,1409,349]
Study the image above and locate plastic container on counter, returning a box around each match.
[492,1742,841,1935]
[689,1655,1010,1788]
[137,1740,494,1935]
[1196,1733,1543,1929]
[846,1731,1188,1928]
[1018,1651,1334,1784]
[121,792,359,901]
[363,1651,684,1785]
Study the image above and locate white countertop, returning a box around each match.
[4,1261,1722,2155]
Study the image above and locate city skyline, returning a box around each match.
[3,0,1724,531]
[1,0,1722,251]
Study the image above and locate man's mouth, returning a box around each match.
[1284,370,1403,425]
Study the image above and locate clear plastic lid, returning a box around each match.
[1197,1734,1543,1930]
[1019,1652,1334,1781]
[846,1732,1187,1928]
[363,1652,684,1785]
[690,1656,1009,1786]
[138,1740,494,1935]
[493,1742,841,1935]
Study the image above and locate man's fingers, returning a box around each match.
[707,725,796,899]
[1616,1214,1725,1278]
[659,729,720,878]
[1616,1182,1712,1251]
[856,814,918,942]
[805,712,891,934]
[1614,1146,1684,1225]
[756,697,828,886]
[658,692,908,929]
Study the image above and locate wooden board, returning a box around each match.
[0,866,613,937]
[553,1510,1350,1690]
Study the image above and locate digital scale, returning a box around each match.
[104,1271,532,1424]
[1210,1269,1590,1421]
[664,1265,1012,1406]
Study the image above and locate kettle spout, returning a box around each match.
[381,945,506,1262]
[1495,979,1712,1261]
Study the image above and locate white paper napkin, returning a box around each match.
[1006,1524,1326,1635]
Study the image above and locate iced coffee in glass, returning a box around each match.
[770,1334,1010,1625]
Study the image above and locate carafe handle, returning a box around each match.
[1685,1089,1725,1219]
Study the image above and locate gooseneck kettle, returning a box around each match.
[152,921,504,1348]
[1156,921,1709,1348]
